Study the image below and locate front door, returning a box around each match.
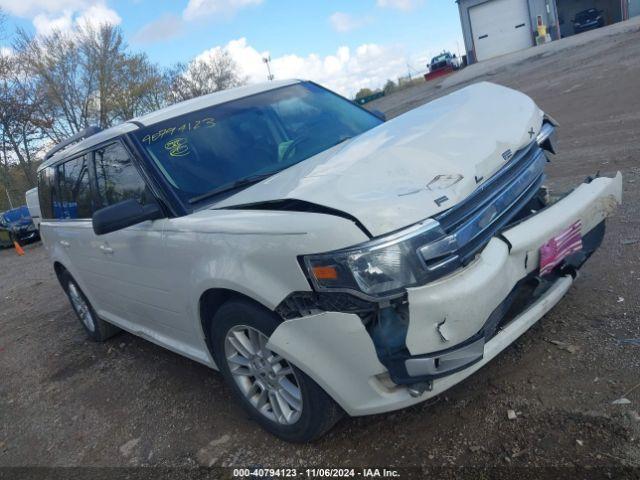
[84,142,193,347]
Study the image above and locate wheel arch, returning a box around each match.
[53,261,69,288]
[198,288,280,361]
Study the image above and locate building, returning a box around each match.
[456,0,640,64]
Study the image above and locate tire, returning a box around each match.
[60,271,120,342]
[209,299,343,442]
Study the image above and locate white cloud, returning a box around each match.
[329,12,370,33]
[0,0,87,17]
[75,3,121,30]
[183,0,263,21]
[376,0,424,11]
[31,3,120,36]
[32,11,74,36]
[133,15,183,44]
[0,0,121,36]
[196,37,411,98]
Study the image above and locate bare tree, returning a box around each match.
[0,15,248,209]
[0,21,47,186]
[109,52,169,120]
[0,14,174,209]
[15,24,169,138]
[166,49,246,103]
[16,29,94,140]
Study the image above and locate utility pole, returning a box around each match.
[5,188,12,209]
[262,56,274,81]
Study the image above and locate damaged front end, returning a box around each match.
[271,121,623,413]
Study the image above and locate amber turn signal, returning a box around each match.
[312,265,338,280]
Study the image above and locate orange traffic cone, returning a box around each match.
[13,240,25,256]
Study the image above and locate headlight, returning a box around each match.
[301,220,449,299]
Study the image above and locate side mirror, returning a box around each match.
[92,199,164,235]
[371,109,387,121]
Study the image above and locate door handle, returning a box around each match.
[99,245,114,254]
[59,240,70,248]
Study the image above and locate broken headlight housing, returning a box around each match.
[301,219,447,300]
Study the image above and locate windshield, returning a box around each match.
[431,54,449,63]
[133,82,383,205]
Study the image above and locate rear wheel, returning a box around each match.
[60,271,120,342]
[210,299,342,442]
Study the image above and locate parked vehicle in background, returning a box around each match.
[428,51,460,73]
[425,51,460,82]
[0,206,39,247]
[573,8,605,34]
[37,80,621,442]
[25,187,42,230]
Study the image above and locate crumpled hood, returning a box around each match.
[215,82,545,237]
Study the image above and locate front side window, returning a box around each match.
[58,155,93,219]
[132,82,383,205]
[94,143,151,207]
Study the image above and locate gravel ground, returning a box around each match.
[1,20,639,475]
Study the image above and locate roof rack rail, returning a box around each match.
[44,126,102,161]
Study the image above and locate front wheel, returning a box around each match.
[210,299,342,442]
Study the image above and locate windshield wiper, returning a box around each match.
[189,171,282,204]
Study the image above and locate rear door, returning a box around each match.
[43,155,97,300]
[470,0,533,62]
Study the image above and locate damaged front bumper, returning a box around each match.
[267,172,622,416]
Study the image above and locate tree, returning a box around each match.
[0,12,47,190]
[0,16,247,210]
[106,52,168,121]
[15,24,168,138]
[383,79,397,95]
[166,49,246,103]
[355,88,374,100]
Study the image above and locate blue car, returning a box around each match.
[0,205,39,247]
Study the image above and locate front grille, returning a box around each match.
[420,142,546,273]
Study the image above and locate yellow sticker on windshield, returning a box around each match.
[165,138,190,157]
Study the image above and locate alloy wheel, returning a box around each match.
[68,282,95,333]
[224,325,303,425]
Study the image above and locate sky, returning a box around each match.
[0,0,464,97]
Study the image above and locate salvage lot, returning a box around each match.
[1,20,640,470]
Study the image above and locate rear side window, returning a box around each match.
[94,143,151,207]
[58,155,93,219]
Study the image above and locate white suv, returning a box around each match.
[37,80,622,441]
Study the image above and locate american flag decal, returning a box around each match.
[539,220,583,276]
